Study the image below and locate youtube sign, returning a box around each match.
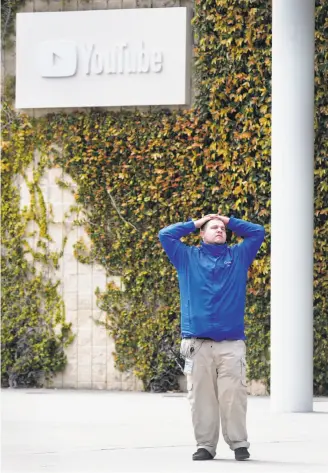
[15,9,191,108]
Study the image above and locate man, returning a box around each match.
[158,213,265,461]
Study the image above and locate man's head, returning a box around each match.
[200,218,227,245]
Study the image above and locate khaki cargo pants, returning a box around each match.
[180,338,250,457]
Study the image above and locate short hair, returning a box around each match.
[200,221,210,231]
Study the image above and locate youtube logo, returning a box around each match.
[38,41,77,78]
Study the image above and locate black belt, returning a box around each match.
[184,336,214,341]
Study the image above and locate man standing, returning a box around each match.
[158,214,265,461]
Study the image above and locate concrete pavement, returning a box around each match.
[1,389,328,472]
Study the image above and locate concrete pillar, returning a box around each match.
[271,0,315,412]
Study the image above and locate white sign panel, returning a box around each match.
[16,8,191,109]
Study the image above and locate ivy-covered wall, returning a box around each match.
[1,0,327,393]
[1,105,74,387]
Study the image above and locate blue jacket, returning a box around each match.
[158,218,265,341]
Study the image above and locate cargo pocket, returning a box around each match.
[241,357,247,387]
[180,339,190,359]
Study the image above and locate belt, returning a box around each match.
[184,336,214,341]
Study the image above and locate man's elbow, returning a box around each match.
[258,225,265,242]
[158,228,168,242]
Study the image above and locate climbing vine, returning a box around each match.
[1,103,73,387]
[1,0,327,392]
[1,0,25,45]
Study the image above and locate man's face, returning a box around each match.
[200,218,227,245]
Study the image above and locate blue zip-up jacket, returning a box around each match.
[158,218,265,341]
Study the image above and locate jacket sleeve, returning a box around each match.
[158,220,196,270]
[228,217,265,268]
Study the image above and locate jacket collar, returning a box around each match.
[200,241,228,257]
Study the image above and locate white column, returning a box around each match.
[271,0,315,412]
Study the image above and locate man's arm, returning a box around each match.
[158,214,218,270]
[226,217,265,267]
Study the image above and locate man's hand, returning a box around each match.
[194,214,218,229]
[194,214,230,229]
[216,215,230,226]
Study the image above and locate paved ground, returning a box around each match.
[1,389,328,473]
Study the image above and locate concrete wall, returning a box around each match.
[19,153,143,390]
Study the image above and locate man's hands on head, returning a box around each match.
[194,214,218,229]
[194,214,230,229]
[216,215,230,226]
